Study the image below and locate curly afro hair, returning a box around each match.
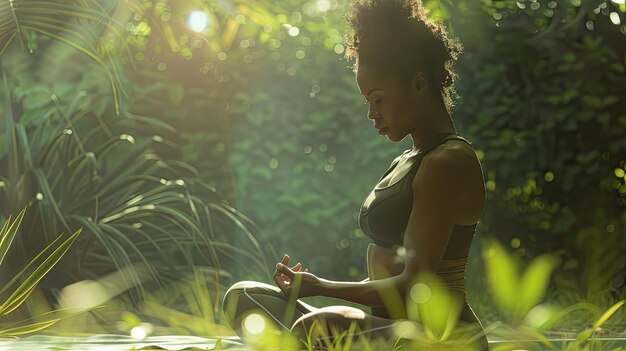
[344,0,463,109]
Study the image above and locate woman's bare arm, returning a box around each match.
[276,148,474,306]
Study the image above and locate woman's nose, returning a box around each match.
[368,108,379,120]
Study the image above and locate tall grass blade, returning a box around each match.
[0,228,82,315]
[0,207,25,266]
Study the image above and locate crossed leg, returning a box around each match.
[222,280,401,347]
[290,305,404,347]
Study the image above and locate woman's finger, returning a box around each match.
[276,263,295,279]
[292,262,302,272]
[273,270,290,292]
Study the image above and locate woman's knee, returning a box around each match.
[222,281,258,325]
[222,280,283,328]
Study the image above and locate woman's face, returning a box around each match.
[355,60,424,142]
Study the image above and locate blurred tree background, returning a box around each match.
[0,0,625,333]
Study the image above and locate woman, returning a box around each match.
[222,0,487,349]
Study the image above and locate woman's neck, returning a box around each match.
[410,114,456,153]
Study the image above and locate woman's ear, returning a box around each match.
[413,72,428,97]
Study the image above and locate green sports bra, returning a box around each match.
[358,132,477,260]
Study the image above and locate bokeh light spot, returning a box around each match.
[316,0,331,12]
[410,283,431,304]
[511,237,521,249]
[288,27,300,36]
[130,323,154,340]
[188,11,209,32]
[243,313,266,334]
[393,320,418,338]
[610,12,621,25]
[544,171,554,182]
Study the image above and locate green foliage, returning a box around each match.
[229,63,408,280]
[221,2,411,280]
[429,0,626,327]
[452,0,626,250]
[482,238,559,323]
[0,46,269,309]
[1,0,625,342]
[0,0,127,113]
[480,239,625,351]
[0,206,84,336]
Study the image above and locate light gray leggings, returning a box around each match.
[222,280,489,349]
[222,280,318,335]
[221,281,402,344]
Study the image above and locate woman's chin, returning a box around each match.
[385,132,402,142]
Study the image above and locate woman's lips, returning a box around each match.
[378,127,389,135]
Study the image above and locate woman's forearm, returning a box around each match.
[315,274,408,307]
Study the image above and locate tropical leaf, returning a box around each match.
[1,77,267,308]
[0,208,24,267]
[483,238,558,323]
[0,206,86,336]
[0,0,125,113]
[0,227,82,315]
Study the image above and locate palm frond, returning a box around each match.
[0,0,125,113]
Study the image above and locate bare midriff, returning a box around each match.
[366,242,473,322]
[367,243,404,280]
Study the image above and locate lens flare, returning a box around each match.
[130,323,153,340]
[188,11,209,32]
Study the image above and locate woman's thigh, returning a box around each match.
[222,280,318,334]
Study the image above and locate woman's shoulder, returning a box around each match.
[429,134,478,164]
[414,137,482,192]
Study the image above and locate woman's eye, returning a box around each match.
[364,98,382,105]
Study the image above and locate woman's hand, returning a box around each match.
[276,254,309,281]
[273,254,320,298]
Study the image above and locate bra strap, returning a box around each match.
[420,132,466,155]
[441,133,474,148]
